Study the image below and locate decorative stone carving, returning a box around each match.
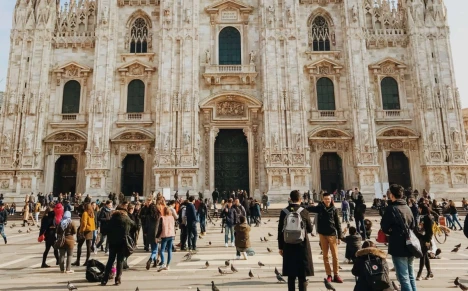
[205,49,211,64]
[272,176,283,187]
[0,180,9,189]
[181,177,193,187]
[90,178,101,188]
[21,178,31,189]
[2,133,12,154]
[454,174,467,184]
[216,101,245,117]
[160,176,170,187]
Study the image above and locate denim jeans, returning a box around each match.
[200,215,206,233]
[150,242,159,261]
[444,214,454,228]
[160,237,174,266]
[224,225,234,243]
[104,247,125,283]
[187,221,197,250]
[392,256,417,291]
[92,230,98,249]
[236,247,255,256]
[342,210,349,223]
[355,219,366,239]
[451,214,463,229]
[0,223,6,241]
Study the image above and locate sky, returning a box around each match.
[0,1,467,107]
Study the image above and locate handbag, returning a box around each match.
[38,233,45,243]
[393,207,423,258]
[54,233,65,249]
[376,229,388,243]
[123,235,135,257]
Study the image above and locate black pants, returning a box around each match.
[288,276,307,291]
[418,245,432,276]
[42,239,59,265]
[76,239,92,264]
[179,225,187,249]
[97,233,109,252]
[186,222,197,250]
[103,247,125,283]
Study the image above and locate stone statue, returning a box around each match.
[184,131,191,149]
[446,86,454,109]
[196,133,201,149]
[101,6,109,25]
[185,8,191,24]
[295,132,301,151]
[272,132,279,150]
[96,91,103,113]
[163,132,170,151]
[3,133,11,153]
[429,130,437,144]
[164,8,172,24]
[452,129,460,146]
[93,133,101,149]
[267,5,275,24]
[29,93,36,114]
[249,50,256,63]
[352,5,358,22]
[24,131,33,151]
[205,49,211,64]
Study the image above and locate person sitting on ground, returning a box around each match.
[341,226,361,264]
[351,240,392,291]
[234,216,254,260]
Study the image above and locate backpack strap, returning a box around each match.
[296,207,304,214]
[282,209,290,215]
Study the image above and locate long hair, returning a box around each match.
[149,203,160,219]
[84,203,94,218]
[54,203,64,226]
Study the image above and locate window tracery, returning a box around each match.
[129,18,149,53]
[310,16,331,51]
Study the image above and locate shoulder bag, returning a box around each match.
[393,207,422,258]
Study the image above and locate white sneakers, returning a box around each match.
[225,243,228,247]
[231,242,235,247]
[236,256,241,260]
[241,252,248,260]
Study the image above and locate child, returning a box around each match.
[352,241,392,291]
[234,216,255,260]
[341,226,361,263]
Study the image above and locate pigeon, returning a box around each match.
[218,267,227,275]
[274,267,280,276]
[135,288,139,291]
[248,269,254,279]
[27,229,30,233]
[260,237,263,242]
[323,278,336,291]
[18,230,22,233]
[197,288,200,291]
[459,283,468,291]
[9,225,13,229]
[264,237,268,242]
[276,273,286,283]
[211,281,220,291]
[28,227,33,231]
[199,235,202,239]
[267,247,273,253]
[11,223,16,227]
[455,277,460,286]
[184,252,192,261]
[455,243,462,248]
[452,247,460,253]
[67,281,78,291]
[392,281,401,291]
[268,232,273,237]
[209,241,212,246]
[258,261,265,267]
[267,219,271,222]
[231,264,238,273]
[435,249,442,256]
[224,260,230,267]
[205,261,210,268]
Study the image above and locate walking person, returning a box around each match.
[186,196,198,251]
[0,201,8,244]
[22,203,33,226]
[96,200,113,254]
[261,192,269,213]
[177,200,188,250]
[306,192,343,283]
[415,204,434,281]
[33,202,41,224]
[156,206,175,271]
[341,198,350,223]
[353,194,367,239]
[449,200,463,231]
[57,211,77,274]
[39,205,59,267]
[278,190,313,291]
[101,208,136,286]
[222,198,237,247]
[73,203,96,267]
[381,184,417,291]
[199,198,208,235]
[145,200,161,270]
[212,188,219,203]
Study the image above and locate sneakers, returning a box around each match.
[225,243,228,247]
[231,242,235,247]
[333,275,343,283]
[236,256,241,260]
[326,275,332,283]
[65,270,74,274]
[104,251,109,255]
[425,273,434,280]
[241,252,248,260]
[416,276,422,281]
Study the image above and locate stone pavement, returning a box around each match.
[0,215,466,291]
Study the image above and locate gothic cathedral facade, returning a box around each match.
[1,0,467,200]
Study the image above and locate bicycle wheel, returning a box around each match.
[434,229,447,244]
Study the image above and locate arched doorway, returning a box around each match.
[387,152,411,189]
[53,156,77,196]
[214,129,249,194]
[320,152,343,194]
[121,154,144,195]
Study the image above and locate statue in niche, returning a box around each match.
[446,86,454,109]
[24,131,33,152]
[267,5,275,25]
[164,8,172,25]
[163,132,170,151]
[101,6,109,25]
[205,49,211,64]
[183,131,191,150]
[29,93,36,114]
[96,91,103,113]
[294,132,301,152]
[351,5,358,22]
[429,130,437,144]
[286,6,293,23]
[272,132,279,151]
[455,88,461,109]
[3,133,11,153]
[249,51,256,63]
[185,8,191,24]
[93,133,101,150]
[452,129,461,148]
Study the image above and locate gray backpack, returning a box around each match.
[282,207,306,244]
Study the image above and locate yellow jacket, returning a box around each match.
[80,211,96,233]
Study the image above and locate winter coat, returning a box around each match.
[107,210,136,248]
[341,200,349,212]
[306,202,342,239]
[56,221,77,250]
[415,214,434,249]
[381,199,416,257]
[146,209,162,244]
[39,211,57,244]
[0,207,7,224]
[343,234,362,260]
[242,199,251,215]
[186,203,198,224]
[98,207,112,234]
[234,222,251,249]
[80,211,96,233]
[261,195,268,204]
[351,247,392,291]
[22,204,30,221]
[278,204,314,277]
[158,216,175,239]
[354,199,367,220]
[222,206,238,227]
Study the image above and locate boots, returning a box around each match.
[145,259,151,270]
[152,259,158,268]
[71,261,80,266]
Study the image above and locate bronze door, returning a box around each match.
[320,152,343,193]
[53,155,77,196]
[387,152,411,189]
[121,154,144,195]
[215,129,249,194]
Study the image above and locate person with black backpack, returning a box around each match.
[278,190,313,291]
[351,240,392,291]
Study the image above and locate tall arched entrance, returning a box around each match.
[319,152,343,193]
[387,152,411,189]
[214,129,249,194]
[53,155,77,196]
[121,154,144,195]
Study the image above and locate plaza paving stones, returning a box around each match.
[0,215,467,290]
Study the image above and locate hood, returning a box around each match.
[236,223,249,231]
[356,247,387,259]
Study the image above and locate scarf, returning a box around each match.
[54,203,64,226]
[60,211,72,230]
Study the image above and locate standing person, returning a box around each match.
[139,198,152,252]
[222,198,237,247]
[177,200,188,251]
[34,202,41,225]
[353,194,367,239]
[234,216,254,260]
[96,200,113,254]
[57,211,77,274]
[39,205,59,267]
[381,184,417,291]
[91,202,99,254]
[0,201,7,244]
[199,198,208,235]
[133,202,142,247]
[10,202,16,216]
[278,190,313,291]
[415,204,434,281]
[261,192,269,213]
[185,196,198,251]
[341,199,349,223]
[243,198,252,225]
[349,199,355,222]
[101,208,136,286]
[73,203,96,267]
[449,200,463,231]
[145,201,161,270]
[156,206,175,271]
[22,202,32,226]
[212,188,219,203]
[306,192,343,283]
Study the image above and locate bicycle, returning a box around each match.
[433,222,449,244]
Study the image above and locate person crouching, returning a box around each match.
[234,216,255,260]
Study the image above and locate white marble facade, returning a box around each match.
[1,0,467,201]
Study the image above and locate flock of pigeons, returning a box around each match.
[9,222,39,233]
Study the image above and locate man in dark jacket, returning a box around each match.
[306,192,343,283]
[212,188,219,203]
[353,194,367,239]
[96,200,113,254]
[381,184,417,291]
[139,197,152,251]
[278,190,313,291]
[186,196,198,251]
[0,201,7,244]
[222,198,237,247]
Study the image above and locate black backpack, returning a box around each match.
[364,256,390,291]
[86,259,106,282]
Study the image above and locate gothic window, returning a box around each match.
[127,80,145,113]
[311,16,331,51]
[62,80,81,114]
[130,18,148,53]
[219,27,241,65]
[317,77,336,110]
[381,77,400,110]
